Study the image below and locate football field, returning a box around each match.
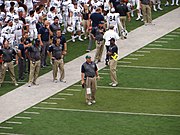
[0,28,179,135]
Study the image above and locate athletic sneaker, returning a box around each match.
[78,37,84,41]
[92,100,96,104]
[87,102,92,106]
[60,79,66,83]
[15,83,19,86]
[112,83,118,87]
[109,82,113,86]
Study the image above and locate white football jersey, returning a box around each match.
[12,20,23,37]
[71,7,82,22]
[25,16,37,29]
[47,11,56,24]
[103,29,120,46]
[107,13,120,26]
[91,0,103,12]
[1,26,14,40]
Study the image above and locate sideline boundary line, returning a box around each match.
[32,107,180,118]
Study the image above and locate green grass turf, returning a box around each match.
[1,110,180,135]
[0,5,178,96]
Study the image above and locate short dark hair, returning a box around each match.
[29,10,35,15]
[50,7,55,12]
[54,16,59,20]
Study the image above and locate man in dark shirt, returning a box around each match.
[48,38,66,83]
[26,38,41,87]
[50,16,61,37]
[108,38,118,87]
[109,0,121,12]
[81,55,100,105]
[0,39,18,87]
[38,20,53,67]
[18,38,25,80]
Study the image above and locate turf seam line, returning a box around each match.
[41,102,57,105]
[130,54,144,57]
[14,116,31,120]
[136,51,151,53]
[66,89,81,92]
[160,37,174,40]
[58,93,73,96]
[118,61,132,63]
[49,98,66,100]
[23,111,40,115]
[0,133,24,135]
[149,44,163,47]
[32,107,180,118]
[154,41,168,43]
[117,65,180,70]
[124,58,138,60]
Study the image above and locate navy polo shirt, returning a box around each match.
[53,36,66,51]
[18,43,25,58]
[90,13,104,27]
[39,26,50,42]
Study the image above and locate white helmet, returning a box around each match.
[67,26,74,33]
[13,15,19,23]
[111,8,115,13]
[120,29,128,38]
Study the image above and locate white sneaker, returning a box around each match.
[92,100,96,104]
[15,83,19,86]
[87,102,92,106]
[72,38,75,42]
[84,36,87,40]
[136,17,141,21]
[60,79,66,83]
[54,80,58,83]
[109,82,113,86]
[153,8,157,12]
[176,3,179,6]
[112,83,118,87]
[158,7,163,10]
[28,83,32,87]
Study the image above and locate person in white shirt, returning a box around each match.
[47,6,57,24]
[24,0,33,13]
[103,25,119,65]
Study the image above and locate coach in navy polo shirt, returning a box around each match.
[38,20,53,68]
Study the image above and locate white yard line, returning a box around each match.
[149,44,163,47]
[160,37,174,40]
[49,98,66,100]
[117,65,180,70]
[0,127,13,130]
[73,85,180,93]
[124,58,138,60]
[23,111,40,115]
[0,133,24,135]
[118,61,132,64]
[143,48,180,51]
[136,51,151,53]
[58,93,74,96]
[41,102,57,105]
[171,31,180,34]
[165,34,179,37]
[14,116,31,120]
[66,89,81,92]
[4,81,26,84]
[32,107,180,118]
[130,54,144,57]
[5,121,22,125]
[154,41,168,43]
[96,86,180,93]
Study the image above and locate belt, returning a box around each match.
[87,76,95,78]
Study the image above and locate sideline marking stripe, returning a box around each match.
[66,89,81,92]
[130,54,144,57]
[50,98,66,100]
[118,61,132,64]
[143,48,180,51]
[14,116,31,120]
[117,65,180,70]
[0,127,13,129]
[137,51,150,53]
[41,102,57,105]
[23,111,40,115]
[73,85,180,93]
[5,121,22,125]
[32,107,180,118]
[58,93,73,96]
[0,133,24,135]
[124,58,138,60]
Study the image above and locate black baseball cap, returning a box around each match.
[85,55,91,59]
[109,38,115,42]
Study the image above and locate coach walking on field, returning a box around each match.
[108,38,118,87]
[81,55,100,106]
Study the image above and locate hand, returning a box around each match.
[40,41,43,46]
[62,51,67,55]
[96,75,100,80]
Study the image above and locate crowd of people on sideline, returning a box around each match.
[0,0,179,103]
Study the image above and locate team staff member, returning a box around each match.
[26,38,41,87]
[108,38,118,87]
[103,25,120,65]
[91,21,105,64]
[0,43,3,87]
[81,55,100,106]
[38,20,53,68]
[0,39,19,87]
[48,38,66,83]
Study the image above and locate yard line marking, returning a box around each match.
[73,85,180,93]
[154,41,168,43]
[23,111,40,115]
[143,48,180,51]
[130,54,144,57]
[96,86,180,93]
[117,65,180,70]
[5,121,22,125]
[33,107,180,118]
[165,34,179,37]
[160,37,174,40]
[50,97,66,100]
[66,89,81,92]
[171,31,180,34]
[118,61,132,64]
[99,72,109,75]
[0,133,24,135]
[137,51,151,53]
[14,116,31,120]
[0,127,13,130]
[149,44,163,47]
[58,93,74,96]
[124,58,138,60]
[4,81,26,84]
[41,102,57,105]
